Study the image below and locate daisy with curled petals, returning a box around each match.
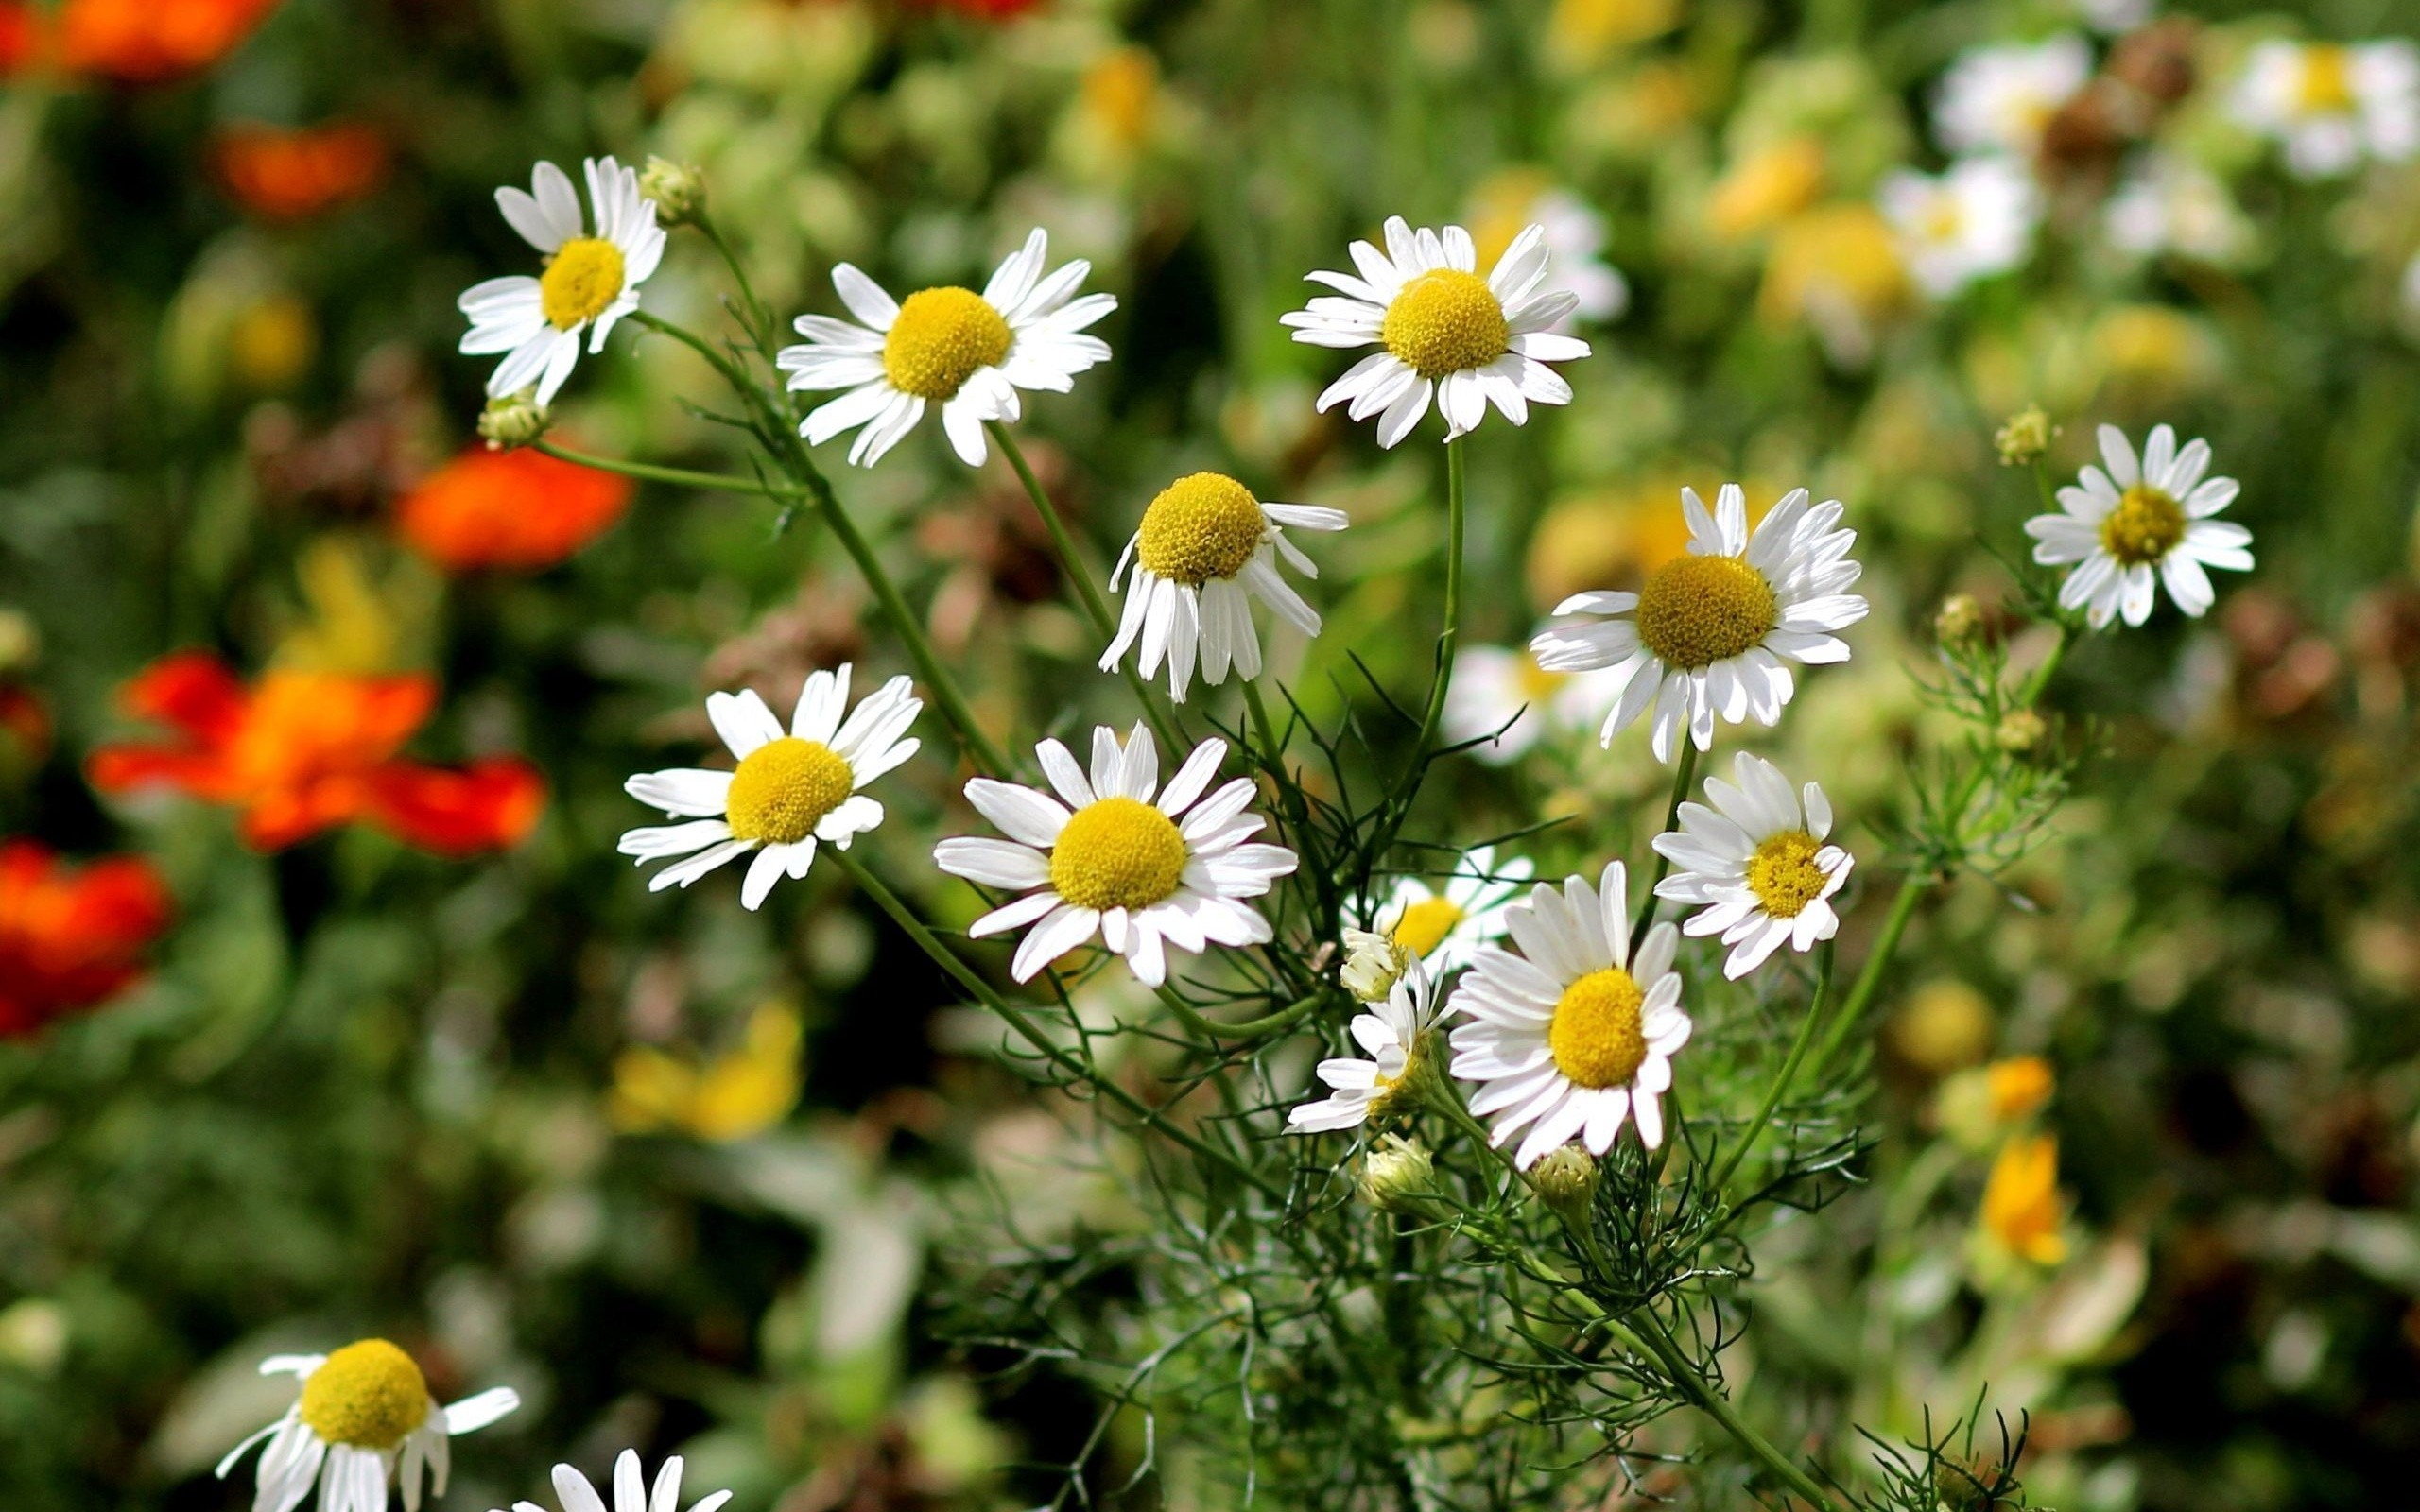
[1287,957,1439,1133]
[511,1450,733,1512]
[2023,423,2252,629]
[216,1339,518,1512]
[1100,472,1348,700]
[933,726,1297,987]
[620,667,921,910]
[1281,215,1589,447]
[1446,862,1689,1169]
[1529,485,1868,762]
[458,159,666,406]
[1368,844,1535,974]
[776,229,1115,468]
[1651,752,1852,980]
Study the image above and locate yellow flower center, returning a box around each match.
[1634,553,1779,669]
[1745,829,1827,919]
[724,737,854,845]
[540,237,627,331]
[1050,796,1188,912]
[1513,653,1568,704]
[1134,472,1267,585]
[2296,45,2355,114]
[297,1340,432,1451]
[1921,197,1964,244]
[1381,268,1510,380]
[1390,895,1466,957]
[881,286,1011,401]
[2099,484,2186,567]
[1548,967,1648,1090]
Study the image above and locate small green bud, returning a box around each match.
[1995,708,2048,754]
[1340,927,1413,1004]
[1526,1143,1599,1226]
[1357,1135,1437,1213]
[1995,404,2055,467]
[477,389,553,451]
[1934,593,1985,651]
[638,157,707,227]
[1932,1457,2008,1512]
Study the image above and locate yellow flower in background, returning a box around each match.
[611,1003,804,1142]
[1758,203,1910,366]
[1888,977,1994,1076]
[1548,0,1680,64]
[1937,1052,2055,1150]
[272,537,434,676]
[2092,304,2220,397]
[1979,1133,2069,1267]
[1524,475,1701,611]
[1082,46,1161,150]
[229,292,318,390]
[1707,137,1826,243]
[1985,1055,2055,1123]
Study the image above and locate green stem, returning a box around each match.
[1623,1312,1841,1512]
[1805,871,1923,1086]
[530,440,801,498]
[1208,990,1326,1039]
[1709,940,1835,1195]
[1394,436,1466,797]
[631,308,760,397]
[697,215,779,357]
[2017,619,2076,706]
[1634,741,1701,936]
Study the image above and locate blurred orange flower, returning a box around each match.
[87,652,544,854]
[1,0,284,82]
[1980,1134,2069,1266]
[1985,1055,2055,1123]
[396,447,632,573]
[0,840,172,1038]
[214,122,389,220]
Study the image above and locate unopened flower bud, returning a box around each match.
[1340,927,1413,1004]
[1357,1134,1437,1214]
[1526,1143,1599,1225]
[638,157,706,227]
[1995,404,2055,466]
[1934,593,1984,650]
[477,390,553,451]
[1932,1457,2008,1512]
[1995,708,2048,754]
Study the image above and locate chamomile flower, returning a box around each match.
[2232,39,2420,180]
[1368,845,1535,973]
[777,229,1115,468]
[2103,153,2256,267]
[216,1340,519,1512]
[458,159,666,406]
[2023,423,2252,628]
[1932,34,2092,158]
[516,1452,733,1512]
[1287,956,1440,1133]
[1282,215,1589,447]
[1443,644,1627,765]
[933,726,1297,987]
[1651,752,1852,980]
[1100,472,1347,701]
[1446,862,1690,1168]
[1530,485,1868,762]
[619,667,921,910]
[1879,157,2040,299]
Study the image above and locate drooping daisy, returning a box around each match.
[1287,956,1439,1133]
[1530,485,1868,761]
[1446,862,1690,1168]
[216,1339,519,1512]
[1932,35,2093,158]
[1281,215,1589,447]
[516,1452,733,1512]
[1651,751,1852,980]
[2023,423,2252,629]
[1443,644,1628,765]
[2231,39,2420,180]
[933,726,1297,987]
[458,159,666,406]
[776,229,1115,468]
[620,667,921,909]
[2102,152,2256,267]
[1367,844,1535,973]
[1878,156,2040,299]
[1099,472,1348,700]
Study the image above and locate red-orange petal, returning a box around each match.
[358,758,547,855]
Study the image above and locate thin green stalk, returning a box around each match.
[530,440,802,498]
[2017,618,2076,706]
[1623,1311,1841,1512]
[1709,940,1835,1195]
[697,215,779,358]
[1805,871,1923,1085]
[631,309,760,397]
[1393,436,1466,798]
[1634,741,1701,936]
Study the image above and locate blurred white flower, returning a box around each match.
[2103,153,2257,266]
[458,158,666,406]
[2232,39,2419,180]
[1443,644,1627,764]
[216,1341,518,1512]
[1879,157,2041,298]
[2025,423,2253,628]
[1932,35,2093,158]
[1467,174,1629,329]
[1651,752,1852,980]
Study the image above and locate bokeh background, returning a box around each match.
[3,0,2419,1507]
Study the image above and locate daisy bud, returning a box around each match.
[1934,593,1985,650]
[1357,1135,1438,1214]
[1526,1143,1599,1226]
[1340,927,1414,1004]
[477,389,553,451]
[1994,708,2048,754]
[1995,404,2055,466]
[638,156,707,227]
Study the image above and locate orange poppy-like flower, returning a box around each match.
[395,446,632,573]
[214,122,389,220]
[0,5,39,73]
[1979,1134,2069,1267]
[0,840,172,1038]
[1,0,285,82]
[86,652,544,854]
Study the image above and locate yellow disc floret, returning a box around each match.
[2296,45,2355,114]
[725,737,855,845]
[1548,967,1648,1090]
[1745,829,1828,919]
[1050,797,1188,912]
[1634,554,1780,669]
[1391,896,1466,958]
[2099,484,2186,567]
[882,287,1012,401]
[1135,472,1268,585]
[540,237,627,331]
[1381,269,1510,380]
[297,1339,432,1451]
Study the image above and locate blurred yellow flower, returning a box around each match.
[229,293,317,391]
[2092,304,2219,396]
[1707,137,1826,243]
[1080,46,1161,152]
[611,1003,804,1143]
[1549,0,1680,63]
[273,536,430,676]
[1979,1134,2068,1267]
[1758,203,1909,365]
[1525,475,1701,611]
[1986,1055,2055,1123]
[1889,977,1994,1075]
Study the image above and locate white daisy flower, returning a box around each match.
[776,229,1115,469]
[1443,644,1629,765]
[1100,472,1348,701]
[513,1451,733,1512]
[1651,752,1853,981]
[2023,423,2252,628]
[620,666,921,910]
[933,725,1298,987]
[215,1339,519,1512]
[1281,215,1589,447]
[1287,956,1440,1133]
[1445,862,1690,1169]
[458,159,666,406]
[1879,157,2040,299]
[1367,844,1535,973]
[1530,485,1868,762]
[1932,34,2093,158]
[2103,152,2257,267]
[2232,39,2420,180]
